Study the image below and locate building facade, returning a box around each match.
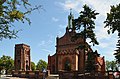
[14,44,31,71]
[48,12,105,74]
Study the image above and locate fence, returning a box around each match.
[12,70,44,79]
[59,71,118,79]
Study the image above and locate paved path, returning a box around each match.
[0,77,28,79]
[0,75,28,79]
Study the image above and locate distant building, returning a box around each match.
[14,44,31,71]
[48,12,105,74]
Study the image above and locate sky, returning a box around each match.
[0,0,120,64]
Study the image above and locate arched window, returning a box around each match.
[26,60,29,70]
[26,60,28,63]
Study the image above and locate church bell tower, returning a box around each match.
[14,44,31,71]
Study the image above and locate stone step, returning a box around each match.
[46,76,59,79]
[46,75,59,79]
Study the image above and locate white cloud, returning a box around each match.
[103,51,115,61]
[52,17,59,22]
[57,0,82,12]
[81,0,109,16]
[42,49,53,53]
[96,26,110,40]
[98,41,114,48]
[38,40,45,47]
[38,36,54,47]
[37,35,55,56]
[58,0,120,16]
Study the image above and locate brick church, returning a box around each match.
[48,12,105,74]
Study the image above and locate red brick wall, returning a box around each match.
[48,28,105,74]
[48,54,56,73]
[57,54,78,71]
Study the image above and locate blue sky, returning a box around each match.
[0,0,120,64]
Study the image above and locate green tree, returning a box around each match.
[36,59,47,71]
[31,62,36,71]
[106,60,111,71]
[0,55,14,74]
[0,0,41,40]
[73,4,99,72]
[104,4,120,63]
[0,58,4,74]
[73,4,99,46]
[106,60,117,71]
[111,61,117,71]
[85,51,96,72]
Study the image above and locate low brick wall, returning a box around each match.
[59,71,117,79]
[12,70,44,79]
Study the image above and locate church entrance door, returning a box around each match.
[64,59,71,71]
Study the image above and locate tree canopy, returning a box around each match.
[73,4,99,46]
[106,60,117,71]
[104,4,120,63]
[36,59,47,71]
[31,61,36,71]
[0,55,14,74]
[0,0,41,40]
